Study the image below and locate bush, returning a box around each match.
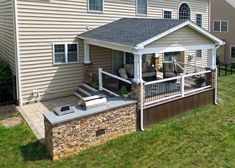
[0,58,12,83]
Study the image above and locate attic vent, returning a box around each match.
[96,129,106,137]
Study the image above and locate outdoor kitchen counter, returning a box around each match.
[43,97,137,125]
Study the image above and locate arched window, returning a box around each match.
[179,3,191,20]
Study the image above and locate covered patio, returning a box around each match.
[78,18,224,130]
[78,18,223,97]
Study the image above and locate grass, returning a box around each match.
[1,75,235,167]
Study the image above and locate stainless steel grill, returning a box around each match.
[78,95,107,110]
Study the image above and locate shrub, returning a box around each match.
[0,58,12,83]
[120,86,128,95]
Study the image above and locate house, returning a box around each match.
[211,0,235,64]
[0,0,225,159]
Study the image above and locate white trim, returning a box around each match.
[184,70,211,78]
[144,94,182,106]
[213,20,229,33]
[13,0,22,105]
[102,87,119,97]
[178,1,191,20]
[133,54,143,84]
[87,0,104,13]
[136,44,216,55]
[98,68,103,91]
[136,21,225,48]
[101,70,132,84]
[136,0,148,16]
[209,0,211,32]
[79,36,136,53]
[230,45,235,58]
[52,42,79,65]
[145,76,181,85]
[184,85,212,95]
[84,42,91,64]
[162,9,173,19]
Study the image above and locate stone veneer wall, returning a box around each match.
[83,63,93,85]
[44,104,137,160]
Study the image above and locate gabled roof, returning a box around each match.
[79,18,186,47]
[225,0,235,8]
[78,18,224,48]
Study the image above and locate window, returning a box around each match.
[53,43,78,64]
[196,13,202,27]
[163,10,172,19]
[196,50,202,58]
[221,21,228,32]
[179,3,191,20]
[231,46,235,58]
[88,0,103,12]
[137,0,147,15]
[125,53,134,64]
[214,20,228,32]
[214,21,220,31]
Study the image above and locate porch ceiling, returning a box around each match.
[78,18,224,54]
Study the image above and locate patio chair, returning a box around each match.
[163,62,177,79]
[117,68,132,92]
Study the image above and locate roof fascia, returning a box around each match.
[136,20,224,48]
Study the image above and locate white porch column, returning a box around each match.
[208,48,216,70]
[84,42,91,64]
[133,54,143,84]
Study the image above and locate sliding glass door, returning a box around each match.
[112,50,124,74]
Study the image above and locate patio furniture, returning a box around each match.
[163,62,183,79]
[124,63,157,80]
[117,68,132,92]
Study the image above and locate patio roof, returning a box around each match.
[78,18,224,50]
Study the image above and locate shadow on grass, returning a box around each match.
[20,140,51,161]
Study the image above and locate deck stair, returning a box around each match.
[74,83,102,99]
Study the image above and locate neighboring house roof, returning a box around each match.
[225,0,235,8]
[78,18,224,48]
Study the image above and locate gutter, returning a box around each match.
[13,0,22,106]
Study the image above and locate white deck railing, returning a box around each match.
[144,70,212,106]
[98,68,132,97]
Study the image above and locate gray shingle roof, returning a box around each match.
[79,18,187,46]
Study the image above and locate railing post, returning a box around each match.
[98,68,103,91]
[180,73,185,97]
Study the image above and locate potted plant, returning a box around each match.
[120,86,129,99]
[194,75,206,87]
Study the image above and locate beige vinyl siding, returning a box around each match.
[17,0,210,103]
[90,45,112,78]
[146,26,211,68]
[0,0,16,73]
[184,50,208,68]
[146,26,214,48]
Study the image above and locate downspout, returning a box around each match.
[139,55,144,131]
[13,0,22,106]
[140,79,144,131]
[214,45,221,105]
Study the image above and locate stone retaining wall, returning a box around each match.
[44,104,137,160]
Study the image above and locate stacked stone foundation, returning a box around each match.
[44,104,137,160]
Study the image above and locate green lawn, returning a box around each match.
[1,76,235,168]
